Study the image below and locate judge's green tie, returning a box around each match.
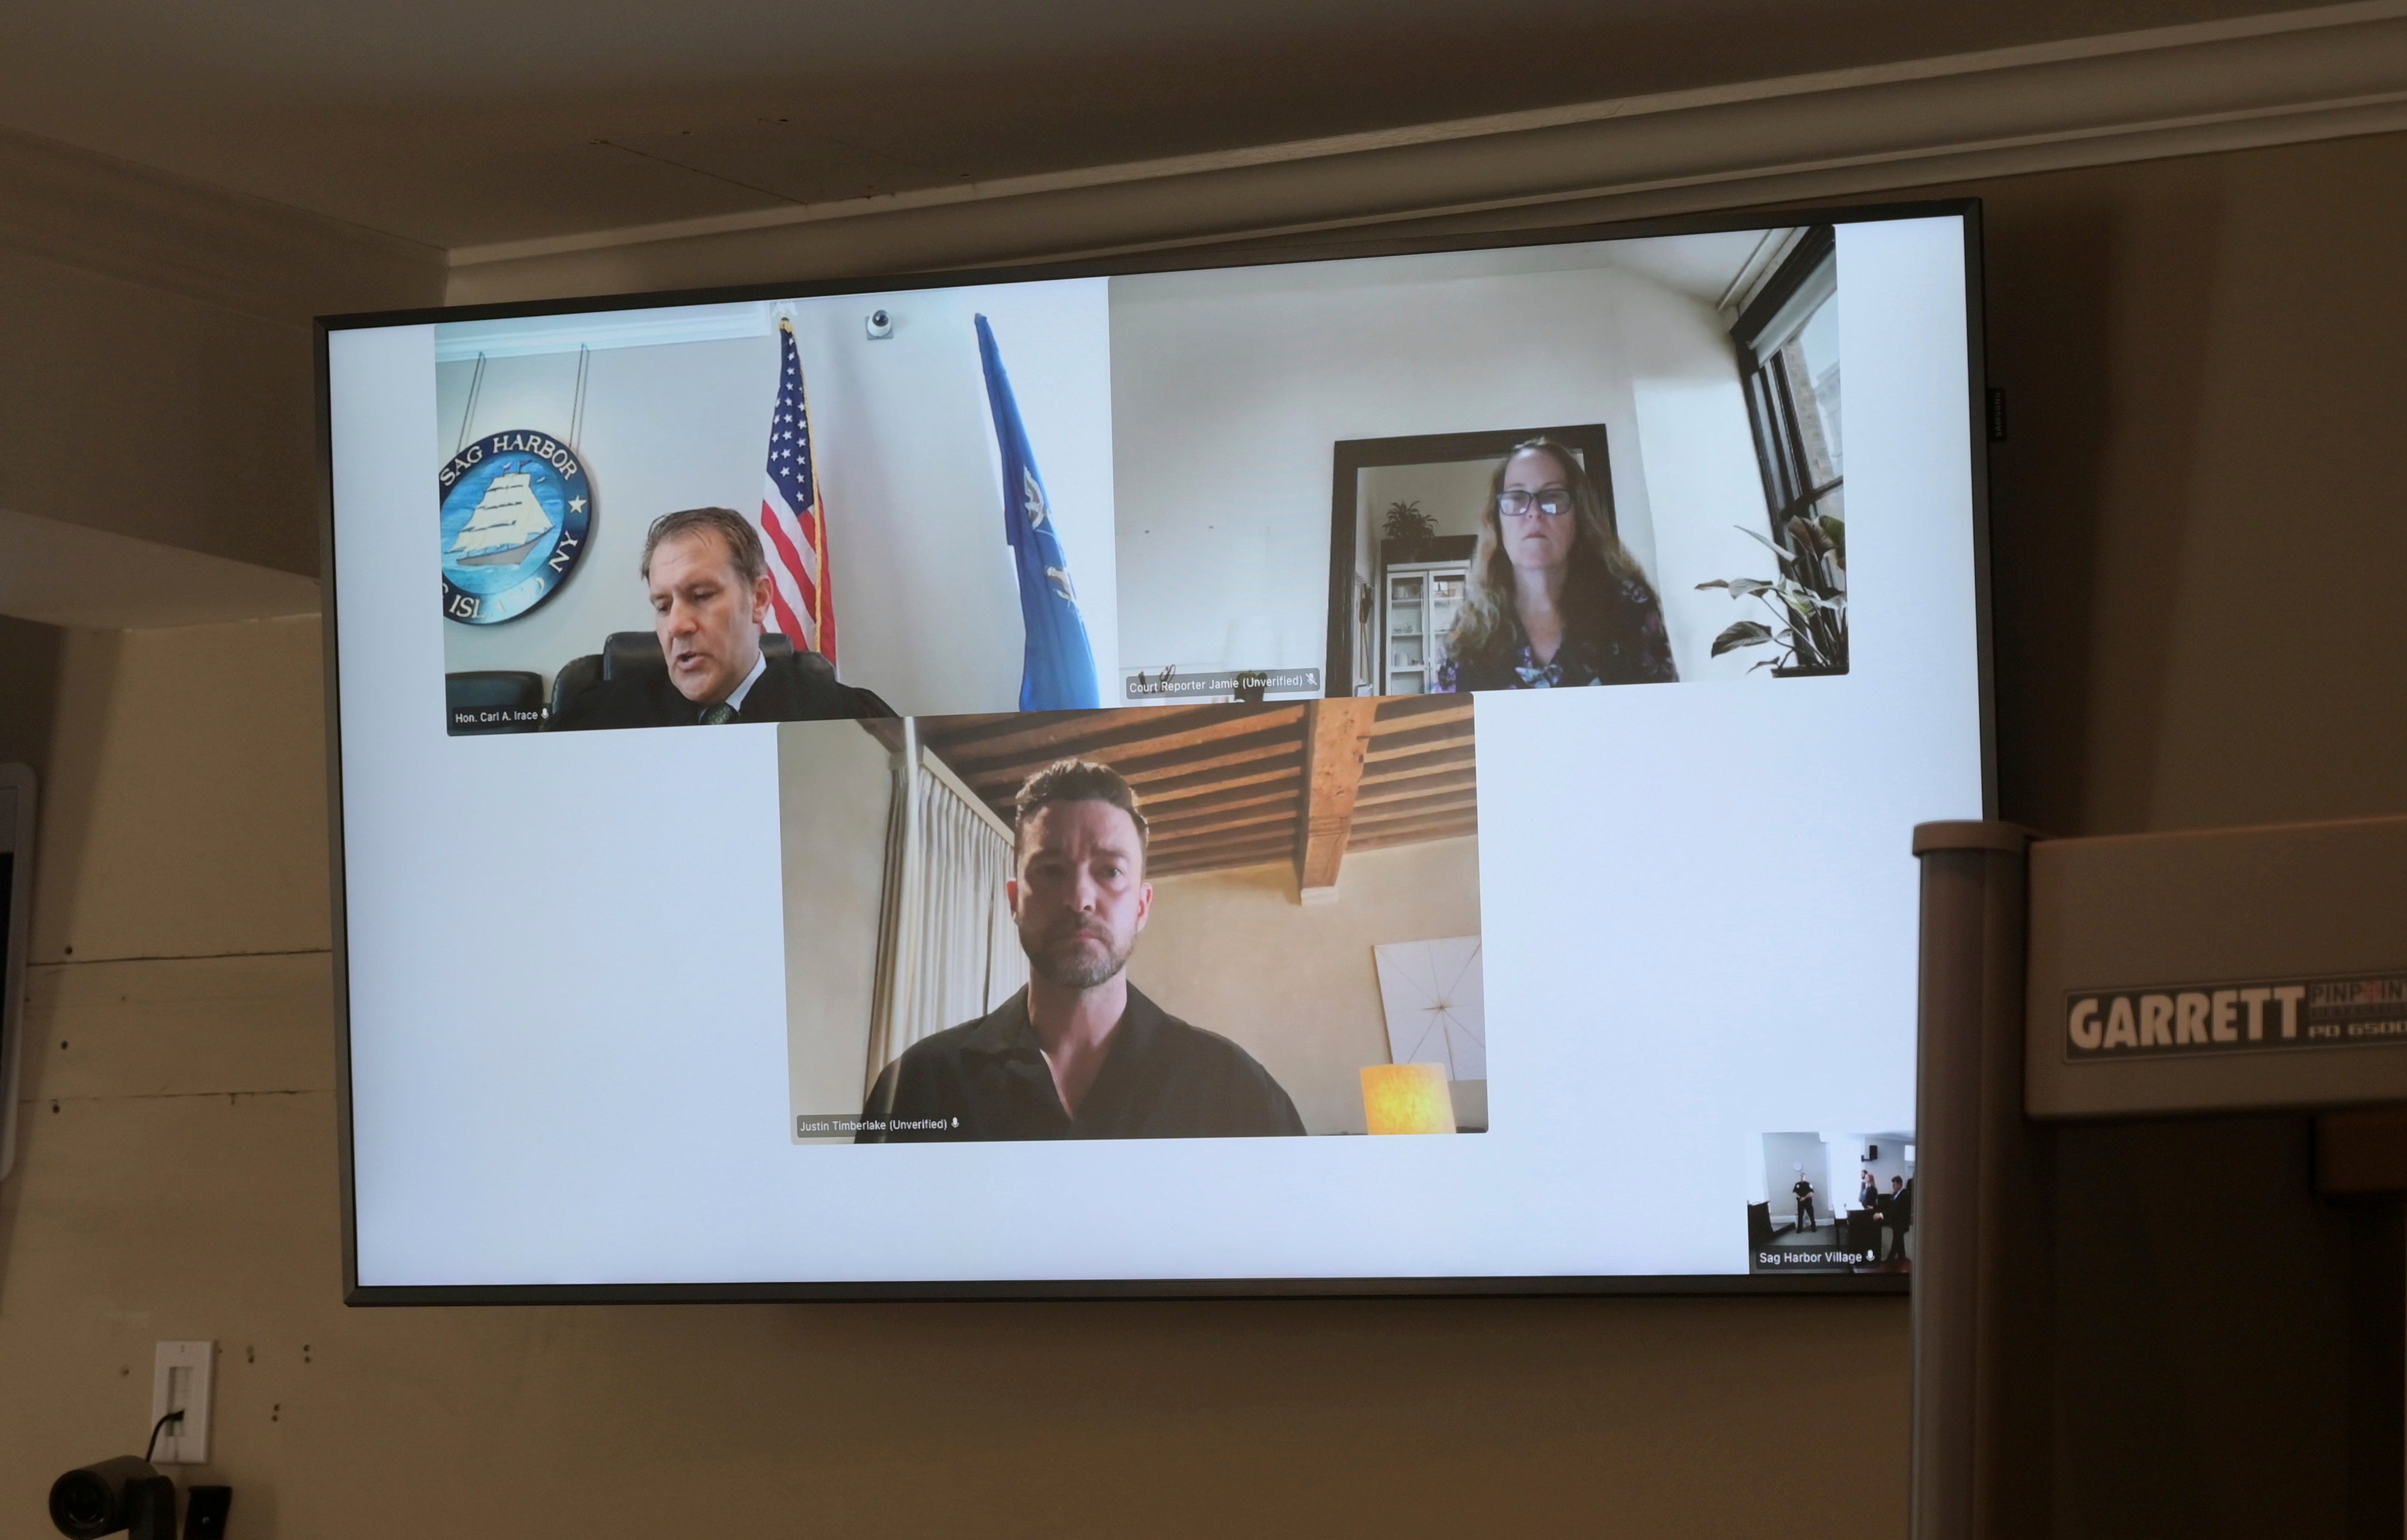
[699,702,738,726]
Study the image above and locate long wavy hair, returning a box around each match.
[1445,438,1658,665]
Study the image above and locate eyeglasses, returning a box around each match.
[1498,488,1572,519]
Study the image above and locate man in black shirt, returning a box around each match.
[1881,1174,1915,1263]
[546,507,890,730]
[860,759,1304,1141]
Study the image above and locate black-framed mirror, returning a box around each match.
[1324,424,1614,696]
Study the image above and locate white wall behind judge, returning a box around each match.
[437,280,1119,717]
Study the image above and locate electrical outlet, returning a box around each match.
[150,1340,214,1464]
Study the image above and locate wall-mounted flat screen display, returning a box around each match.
[320,202,1988,1299]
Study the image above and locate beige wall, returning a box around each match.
[1963,133,2407,840]
[0,135,440,575]
[0,252,333,575]
[28,620,328,966]
[779,719,894,1122]
[6,127,2407,1539]
[1136,838,1480,1136]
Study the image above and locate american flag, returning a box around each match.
[758,318,835,660]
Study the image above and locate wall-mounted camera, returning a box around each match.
[49,1434,230,1539]
[49,1457,177,1539]
[864,309,893,339]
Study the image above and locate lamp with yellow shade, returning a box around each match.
[1360,1063,1455,1135]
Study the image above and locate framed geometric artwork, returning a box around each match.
[1373,936,1486,1081]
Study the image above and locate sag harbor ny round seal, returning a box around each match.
[439,430,593,624]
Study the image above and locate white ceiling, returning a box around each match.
[1599,231,1784,306]
[0,0,2328,253]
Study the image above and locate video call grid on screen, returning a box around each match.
[322,202,1988,1299]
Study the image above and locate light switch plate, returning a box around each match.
[150,1340,214,1464]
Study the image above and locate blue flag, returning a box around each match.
[976,314,1101,710]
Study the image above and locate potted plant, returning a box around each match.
[1379,500,1439,563]
[1696,508,1848,675]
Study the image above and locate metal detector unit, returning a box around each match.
[1908,812,2407,1539]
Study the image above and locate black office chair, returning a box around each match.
[600,630,657,682]
[445,670,545,734]
[547,654,602,723]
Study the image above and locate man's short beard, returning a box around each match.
[1027,930,1132,990]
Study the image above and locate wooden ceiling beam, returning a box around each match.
[1294,698,1379,898]
[952,728,1297,802]
[1145,827,1300,866]
[1167,826,1305,857]
[1360,743,1474,782]
[1347,817,1480,852]
[1150,837,1300,861]
[1353,767,1475,806]
[1161,817,1302,849]
[1133,755,1302,806]
[1357,805,1478,827]
[934,706,1303,779]
[1164,814,1476,873]
[1151,856,1290,879]
[1372,697,1472,731]
[1351,792,1478,823]
[1351,788,1478,826]
[1149,837,1297,876]
[1111,730,1304,783]
[1146,787,1297,831]
[929,702,1273,759]
[1155,838,1285,867]
[1151,803,1299,843]
[914,711,1136,768]
[1365,718,1475,761]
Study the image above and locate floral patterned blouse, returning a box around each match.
[1434,578,1678,692]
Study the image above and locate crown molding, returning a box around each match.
[446,0,2407,306]
[432,299,787,361]
[7,4,2403,318]
[0,126,444,330]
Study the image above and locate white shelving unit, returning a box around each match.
[1380,560,1468,695]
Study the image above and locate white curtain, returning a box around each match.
[864,734,1025,1096]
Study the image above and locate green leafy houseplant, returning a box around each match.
[1696,508,1848,674]
[1380,500,1436,543]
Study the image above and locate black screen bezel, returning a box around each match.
[318,196,1992,1305]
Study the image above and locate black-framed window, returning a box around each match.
[1735,225,1843,531]
[1727,225,1848,674]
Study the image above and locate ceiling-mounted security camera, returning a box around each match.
[865,309,893,339]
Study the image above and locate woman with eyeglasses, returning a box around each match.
[1434,438,1677,691]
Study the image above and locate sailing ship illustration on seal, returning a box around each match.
[447,468,556,566]
[438,429,594,625]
